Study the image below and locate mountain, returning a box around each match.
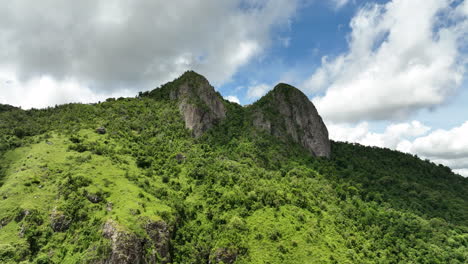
[250,83,330,157]
[0,71,467,264]
[0,104,19,113]
[145,71,227,138]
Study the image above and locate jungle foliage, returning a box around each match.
[0,76,467,263]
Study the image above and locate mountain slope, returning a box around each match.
[0,104,19,113]
[0,72,467,263]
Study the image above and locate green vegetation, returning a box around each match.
[0,74,467,263]
[0,104,19,113]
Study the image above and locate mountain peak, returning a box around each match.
[148,71,227,137]
[146,72,329,156]
[261,83,311,105]
[251,83,331,157]
[179,70,208,81]
[272,82,300,92]
[145,72,330,156]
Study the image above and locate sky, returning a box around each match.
[0,0,468,176]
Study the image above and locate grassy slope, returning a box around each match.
[0,92,467,263]
[0,131,171,263]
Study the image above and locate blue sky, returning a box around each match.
[219,0,391,103]
[219,1,356,102]
[215,1,468,178]
[0,0,467,176]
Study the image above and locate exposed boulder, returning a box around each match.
[50,208,71,232]
[96,127,107,134]
[150,71,227,137]
[209,248,238,264]
[101,220,144,264]
[250,83,331,157]
[98,219,172,264]
[144,220,172,264]
[175,153,186,163]
[0,217,10,228]
[15,209,30,222]
[86,192,104,203]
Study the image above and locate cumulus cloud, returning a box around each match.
[225,95,241,104]
[328,120,430,149]
[307,0,467,122]
[409,121,468,159]
[453,169,468,176]
[331,0,351,10]
[404,122,468,177]
[459,0,468,15]
[330,120,468,177]
[0,72,132,109]
[0,0,298,108]
[247,83,271,100]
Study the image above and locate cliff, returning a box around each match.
[249,83,331,157]
[148,71,227,137]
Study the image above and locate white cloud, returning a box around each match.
[454,169,468,176]
[0,0,299,108]
[306,0,467,122]
[329,120,430,149]
[408,121,468,176]
[247,83,271,100]
[225,95,241,104]
[459,0,468,16]
[330,120,468,177]
[331,0,351,9]
[0,71,132,109]
[409,121,468,159]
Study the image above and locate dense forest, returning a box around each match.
[0,72,467,263]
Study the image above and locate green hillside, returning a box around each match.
[0,104,19,113]
[0,72,467,263]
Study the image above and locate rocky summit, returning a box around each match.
[250,83,331,157]
[147,71,331,157]
[148,71,227,138]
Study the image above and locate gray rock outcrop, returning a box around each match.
[209,248,238,264]
[50,208,71,232]
[101,220,144,264]
[96,127,107,134]
[148,71,331,157]
[144,220,171,264]
[250,83,331,157]
[98,219,172,264]
[154,71,227,137]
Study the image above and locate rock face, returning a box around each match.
[210,248,238,264]
[144,220,171,264]
[250,83,331,157]
[101,220,145,264]
[151,71,227,137]
[147,71,331,157]
[50,208,71,232]
[98,219,172,264]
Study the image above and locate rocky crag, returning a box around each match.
[249,83,331,157]
[148,71,227,138]
[147,71,330,157]
[98,220,171,264]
